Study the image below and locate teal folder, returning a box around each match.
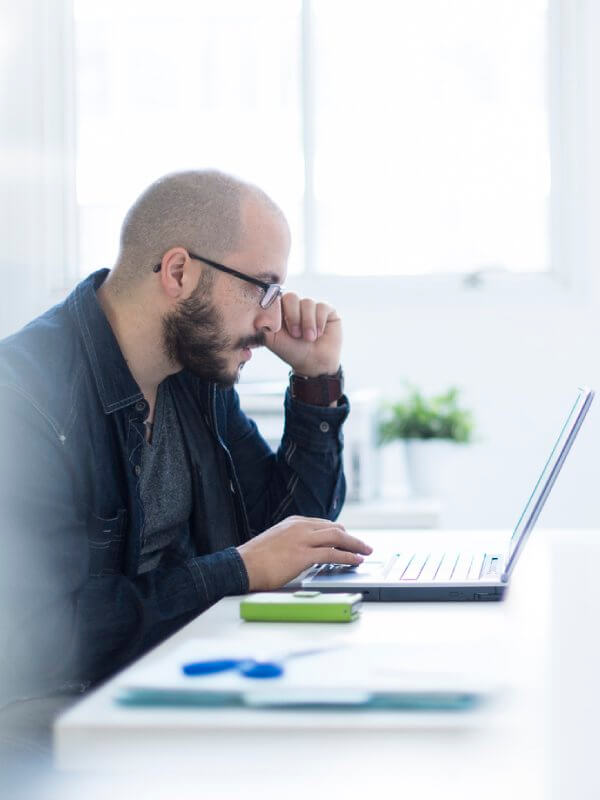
[112,638,495,712]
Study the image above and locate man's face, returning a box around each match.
[161,276,267,388]
[162,201,289,388]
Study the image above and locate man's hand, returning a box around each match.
[264,293,342,377]
[237,515,372,591]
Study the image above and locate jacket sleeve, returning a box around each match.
[223,387,350,535]
[0,387,248,703]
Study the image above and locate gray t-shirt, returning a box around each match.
[137,381,193,575]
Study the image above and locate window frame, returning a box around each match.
[46,0,592,307]
[297,0,590,303]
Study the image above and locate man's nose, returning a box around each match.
[255,298,282,334]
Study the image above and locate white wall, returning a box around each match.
[248,0,600,530]
[1,0,599,531]
[0,0,77,334]
[235,0,600,531]
[244,282,600,530]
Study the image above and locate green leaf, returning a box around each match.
[377,384,475,445]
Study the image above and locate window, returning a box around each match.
[75,0,304,275]
[75,1,550,280]
[310,0,549,278]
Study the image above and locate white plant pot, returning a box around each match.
[379,441,411,498]
[404,439,460,498]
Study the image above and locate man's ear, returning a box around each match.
[158,248,190,299]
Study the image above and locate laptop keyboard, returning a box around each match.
[312,553,499,582]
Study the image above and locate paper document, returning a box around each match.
[114,638,503,710]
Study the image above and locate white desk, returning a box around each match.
[54,529,555,799]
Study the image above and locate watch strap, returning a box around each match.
[289,367,344,406]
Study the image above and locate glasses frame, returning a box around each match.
[153,251,282,309]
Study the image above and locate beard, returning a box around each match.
[162,283,265,388]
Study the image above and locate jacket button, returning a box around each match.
[135,400,146,412]
[134,464,141,477]
[319,421,330,433]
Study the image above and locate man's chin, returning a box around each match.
[214,363,244,390]
[179,349,248,389]
[180,361,239,388]
[215,375,240,390]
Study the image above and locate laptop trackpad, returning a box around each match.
[309,559,390,582]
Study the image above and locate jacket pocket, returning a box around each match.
[88,509,127,576]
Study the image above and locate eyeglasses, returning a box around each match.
[153,252,282,309]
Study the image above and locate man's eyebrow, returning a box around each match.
[256,271,282,284]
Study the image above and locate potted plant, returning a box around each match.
[377,385,475,497]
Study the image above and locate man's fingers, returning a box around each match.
[281,293,301,338]
[299,298,317,341]
[309,526,372,555]
[301,516,347,531]
[312,547,365,566]
[315,303,333,337]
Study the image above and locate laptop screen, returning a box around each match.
[503,387,594,580]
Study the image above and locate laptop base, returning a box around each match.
[306,584,507,602]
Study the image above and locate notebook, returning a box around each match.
[114,637,501,710]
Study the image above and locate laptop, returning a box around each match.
[301,387,595,602]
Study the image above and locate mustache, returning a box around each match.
[237,332,267,350]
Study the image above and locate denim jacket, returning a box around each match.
[0,270,348,702]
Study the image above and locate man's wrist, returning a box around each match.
[290,361,341,379]
[289,366,344,407]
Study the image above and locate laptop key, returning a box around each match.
[472,553,486,579]
[392,553,416,581]
[451,553,474,581]
[419,552,445,581]
[434,553,460,581]
[401,553,430,580]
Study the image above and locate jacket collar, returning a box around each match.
[68,269,144,414]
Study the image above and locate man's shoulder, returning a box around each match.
[0,297,88,433]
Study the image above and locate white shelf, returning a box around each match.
[339,496,440,529]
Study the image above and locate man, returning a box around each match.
[0,170,371,708]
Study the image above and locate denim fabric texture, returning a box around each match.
[0,270,348,705]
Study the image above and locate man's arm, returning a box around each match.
[225,384,373,591]
[0,388,247,701]
[227,292,373,590]
[227,290,349,529]
[222,385,348,530]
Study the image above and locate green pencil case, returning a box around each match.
[240,591,363,623]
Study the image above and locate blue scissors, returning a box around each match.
[182,646,337,680]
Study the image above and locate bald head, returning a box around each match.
[113,170,288,285]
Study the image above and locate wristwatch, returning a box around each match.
[289,366,344,406]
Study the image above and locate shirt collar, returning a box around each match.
[68,269,145,414]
